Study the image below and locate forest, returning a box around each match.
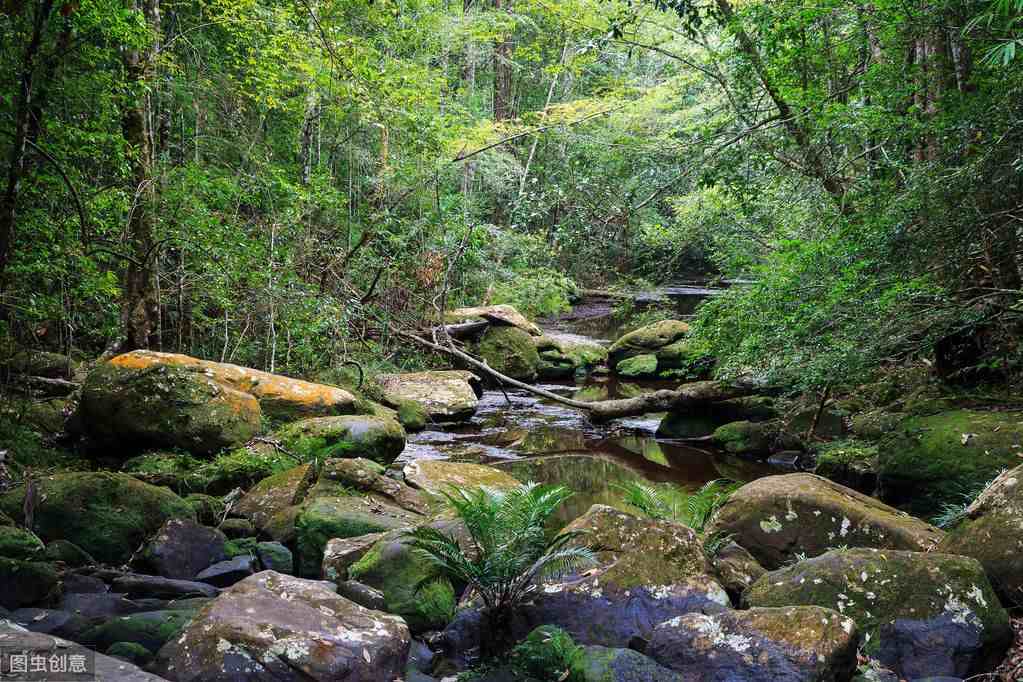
[3,0,1023,680]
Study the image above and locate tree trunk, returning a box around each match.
[492,0,513,121]
[0,1,55,282]
[120,0,161,350]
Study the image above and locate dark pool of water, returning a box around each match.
[398,378,780,526]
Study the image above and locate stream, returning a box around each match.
[397,290,781,527]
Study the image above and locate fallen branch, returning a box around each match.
[394,326,757,422]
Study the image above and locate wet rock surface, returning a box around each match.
[151,571,411,682]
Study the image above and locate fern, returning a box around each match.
[404,483,597,655]
[615,478,741,533]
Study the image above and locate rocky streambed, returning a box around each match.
[2,300,1023,681]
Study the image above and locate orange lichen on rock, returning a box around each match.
[110,351,358,420]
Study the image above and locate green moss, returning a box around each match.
[476,326,541,381]
[189,444,301,495]
[815,439,878,483]
[122,451,205,493]
[348,534,456,633]
[41,539,95,567]
[877,409,1023,514]
[294,495,410,578]
[275,415,406,466]
[608,319,690,366]
[183,493,226,525]
[712,421,771,456]
[615,353,658,378]
[223,536,259,558]
[86,609,197,653]
[0,471,194,564]
[0,526,44,560]
[395,400,428,432]
[0,559,59,609]
[106,642,153,664]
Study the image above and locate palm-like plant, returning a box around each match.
[615,478,740,532]
[404,482,597,655]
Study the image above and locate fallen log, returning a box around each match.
[394,327,757,422]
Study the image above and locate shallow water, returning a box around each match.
[396,293,780,525]
[398,377,778,526]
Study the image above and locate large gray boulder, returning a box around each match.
[647,606,859,681]
[707,473,944,570]
[744,548,1011,679]
[152,571,410,681]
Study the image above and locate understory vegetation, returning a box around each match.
[2,0,1021,392]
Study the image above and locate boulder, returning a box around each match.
[744,548,1012,679]
[710,420,801,457]
[615,353,658,378]
[98,350,361,421]
[403,460,519,498]
[42,540,96,568]
[373,370,482,422]
[83,608,198,655]
[195,556,257,587]
[706,473,944,570]
[579,646,683,682]
[8,608,92,641]
[534,334,608,379]
[813,440,880,493]
[294,492,418,578]
[322,532,389,583]
[80,358,261,455]
[233,462,315,532]
[320,458,428,514]
[151,571,410,682]
[0,525,44,560]
[475,326,541,381]
[608,319,690,366]
[442,505,730,651]
[938,464,1023,605]
[111,573,221,600]
[182,494,225,526]
[141,519,227,580]
[347,526,459,633]
[0,623,169,681]
[445,304,543,336]
[121,452,205,492]
[647,606,859,682]
[0,559,59,609]
[4,349,78,378]
[878,409,1023,514]
[0,472,195,564]
[255,542,293,574]
[275,415,406,465]
[707,540,767,598]
[218,518,255,538]
[657,397,779,439]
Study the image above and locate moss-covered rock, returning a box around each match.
[614,353,658,378]
[233,462,315,532]
[937,464,1023,605]
[5,350,78,378]
[877,409,1023,514]
[85,609,198,655]
[275,414,405,465]
[321,458,427,514]
[535,334,608,379]
[707,540,767,599]
[657,397,779,439]
[80,360,261,456]
[183,494,226,526]
[814,439,879,493]
[744,548,1011,679]
[403,460,519,499]
[706,473,944,570]
[189,442,302,495]
[445,304,543,335]
[578,645,681,682]
[121,451,205,492]
[348,526,458,633]
[0,526,44,560]
[105,641,153,665]
[294,493,417,577]
[711,420,794,457]
[373,370,482,422]
[850,410,906,440]
[648,606,859,681]
[608,319,690,366]
[0,471,195,564]
[476,326,541,381]
[0,559,59,609]
[42,539,95,567]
